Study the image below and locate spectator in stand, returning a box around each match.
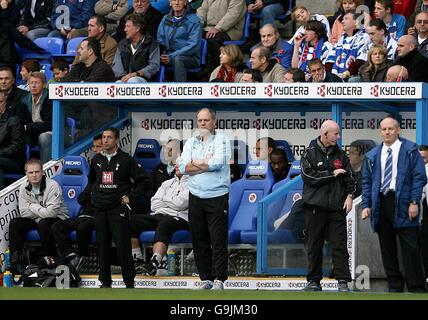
[358,45,392,81]
[71,16,118,65]
[364,19,397,61]
[210,44,245,82]
[418,144,428,280]
[239,68,263,82]
[408,12,428,58]
[18,59,40,91]
[283,67,306,82]
[151,138,183,193]
[0,90,26,190]
[393,0,416,19]
[291,20,332,75]
[16,72,52,163]
[157,0,202,82]
[348,140,375,197]
[289,5,331,44]
[250,46,286,82]
[0,67,26,115]
[197,0,246,76]
[17,0,53,40]
[62,37,115,82]
[330,0,366,45]
[0,0,20,26]
[373,0,406,40]
[361,117,427,293]
[112,14,160,83]
[51,134,102,270]
[385,64,408,81]
[246,0,289,28]
[255,136,276,162]
[0,20,45,70]
[95,0,129,35]
[251,24,293,69]
[48,0,96,40]
[270,148,290,182]
[326,12,370,81]
[9,158,69,275]
[130,172,189,276]
[408,0,428,28]
[307,58,343,82]
[48,58,69,83]
[114,0,163,42]
[394,34,428,82]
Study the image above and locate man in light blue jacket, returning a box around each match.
[157,0,202,82]
[178,108,230,290]
[361,117,427,292]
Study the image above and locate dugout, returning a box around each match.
[46,82,428,279]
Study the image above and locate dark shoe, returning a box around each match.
[303,280,322,292]
[11,251,27,275]
[125,281,135,289]
[338,280,349,292]
[134,259,156,276]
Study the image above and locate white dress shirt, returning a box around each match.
[381,139,402,191]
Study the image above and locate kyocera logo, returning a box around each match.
[211,85,219,97]
[138,144,154,149]
[55,85,64,97]
[317,85,326,97]
[264,84,272,97]
[370,85,379,97]
[107,85,115,98]
[159,85,167,97]
[65,161,81,166]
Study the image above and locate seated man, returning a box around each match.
[270,148,290,182]
[239,68,263,82]
[130,171,189,275]
[112,14,160,83]
[16,72,52,163]
[9,158,69,274]
[307,58,343,83]
[51,134,102,268]
[151,138,183,193]
[250,46,286,82]
[385,64,409,81]
[48,59,69,83]
[157,0,202,82]
[0,90,26,189]
[95,0,129,35]
[17,0,53,40]
[283,67,306,82]
[0,67,26,115]
[255,136,276,162]
[373,0,406,40]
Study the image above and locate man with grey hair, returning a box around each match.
[393,34,428,81]
[249,46,286,82]
[178,108,231,290]
[301,120,356,292]
[362,117,427,293]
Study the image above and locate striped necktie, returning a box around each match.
[381,148,393,195]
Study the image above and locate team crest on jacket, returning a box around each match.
[333,159,342,169]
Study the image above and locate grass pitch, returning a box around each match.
[0,287,428,300]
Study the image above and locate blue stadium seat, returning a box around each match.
[229,160,275,244]
[66,117,77,144]
[139,229,192,245]
[155,65,165,82]
[52,37,85,61]
[22,37,65,62]
[224,13,251,46]
[25,156,90,242]
[276,139,295,162]
[40,63,53,82]
[133,139,162,173]
[231,139,249,174]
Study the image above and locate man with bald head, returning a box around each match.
[361,117,427,293]
[394,34,428,81]
[385,65,409,82]
[301,120,356,292]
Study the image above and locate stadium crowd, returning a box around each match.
[1,0,428,292]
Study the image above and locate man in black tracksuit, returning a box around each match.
[301,120,356,292]
[89,127,152,288]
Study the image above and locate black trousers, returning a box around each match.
[203,30,231,75]
[130,214,189,245]
[378,192,426,292]
[9,217,60,257]
[420,198,428,279]
[189,193,229,282]
[305,207,351,283]
[95,204,135,286]
[51,217,95,257]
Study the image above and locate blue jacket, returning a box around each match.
[157,11,202,62]
[362,137,427,231]
[51,0,96,30]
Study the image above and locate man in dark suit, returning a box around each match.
[307,59,343,83]
[0,67,26,115]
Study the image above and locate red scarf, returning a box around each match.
[216,65,237,82]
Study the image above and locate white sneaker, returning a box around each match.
[211,280,224,290]
[196,280,213,290]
